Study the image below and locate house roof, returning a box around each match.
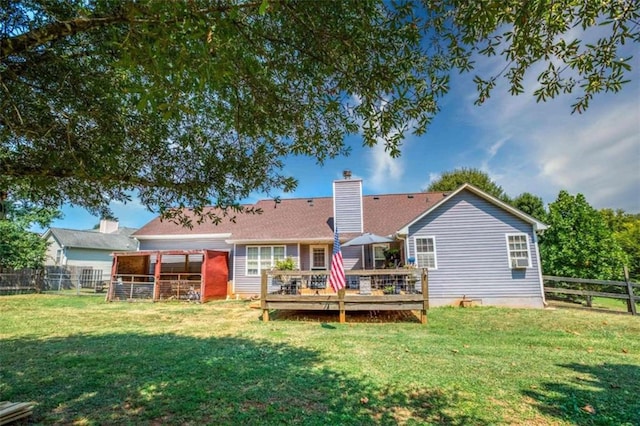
[134,192,450,242]
[46,227,139,251]
[134,184,548,243]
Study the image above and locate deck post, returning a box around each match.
[338,288,346,323]
[420,268,429,324]
[624,266,637,316]
[153,253,162,302]
[261,270,269,322]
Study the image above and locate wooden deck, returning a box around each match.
[261,269,429,324]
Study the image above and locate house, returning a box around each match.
[43,219,139,280]
[134,172,548,308]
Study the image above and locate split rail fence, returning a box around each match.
[543,268,639,315]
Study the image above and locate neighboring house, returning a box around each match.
[134,173,548,308]
[43,219,139,279]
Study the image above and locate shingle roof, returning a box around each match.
[48,227,138,251]
[133,192,449,241]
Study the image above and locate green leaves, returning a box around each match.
[1,1,637,224]
[0,196,60,269]
[426,168,509,202]
[540,191,628,281]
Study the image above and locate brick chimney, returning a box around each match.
[333,172,363,233]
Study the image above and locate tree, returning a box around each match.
[539,191,627,281]
[2,1,638,224]
[0,197,60,269]
[511,192,547,222]
[426,168,509,201]
[601,209,640,281]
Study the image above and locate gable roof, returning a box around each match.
[398,183,548,233]
[133,184,547,243]
[134,192,450,242]
[45,227,139,251]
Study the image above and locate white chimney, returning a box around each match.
[99,219,119,234]
[333,174,363,233]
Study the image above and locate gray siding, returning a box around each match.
[333,179,363,233]
[138,238,234,279]
[408,191,544,308]
[234,244,299,295]
[63,248,116,277]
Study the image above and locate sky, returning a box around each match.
[44,45,640,233]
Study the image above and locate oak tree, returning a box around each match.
[2,1,638,224]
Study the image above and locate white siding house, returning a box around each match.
[42,220,138,277]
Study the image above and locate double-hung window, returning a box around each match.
[310,245,327,270]
[246,246,286,276]
[506,234,531,269]
[414,237,437,269]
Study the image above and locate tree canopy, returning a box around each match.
[426,168,509,201]
[511,192,547,222]
[2,0,638,224]
[0,196,60,269]
[601,208,640,280]
[539,191,627,280]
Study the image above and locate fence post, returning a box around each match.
[421,268,429,324]
[624,266,637,316]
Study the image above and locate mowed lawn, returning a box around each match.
[1,295,638,425]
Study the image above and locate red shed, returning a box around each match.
[107,250,229,302]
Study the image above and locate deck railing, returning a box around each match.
[261,269,429,324]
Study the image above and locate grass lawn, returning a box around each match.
[1,295,639,425]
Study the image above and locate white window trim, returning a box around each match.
[372,243,389,269]
[505,233,532,269]
[245,245,286,277]
[413,236,437,270]
[309,245,328,270]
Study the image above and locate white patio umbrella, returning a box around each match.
[342,233,394,247]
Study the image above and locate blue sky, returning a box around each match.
[45,49,640,232]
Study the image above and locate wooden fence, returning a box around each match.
[0,268,43,294]
[543,268,639,315]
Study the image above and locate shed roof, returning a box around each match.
[47,227,138,251]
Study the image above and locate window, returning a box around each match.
[310,245,327,270]
[246,246,286,276]
[373,244,389,269]
[55,249,62,265]
[415,237,437,269]
[506,234,531,268]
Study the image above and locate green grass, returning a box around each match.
[1,295,639,425]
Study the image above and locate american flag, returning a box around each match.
[328,226,346,292]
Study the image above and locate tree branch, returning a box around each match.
[1,16,129,60]
[1,1,280,60]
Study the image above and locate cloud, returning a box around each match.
[366,139,405,192]
[453,48,640,212]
